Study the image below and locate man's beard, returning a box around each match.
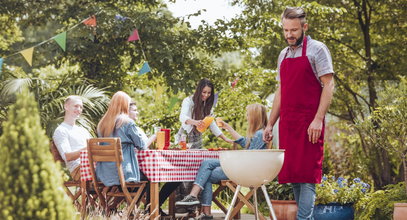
[285,31,305,47]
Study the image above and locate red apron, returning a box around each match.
[278,36,324,184]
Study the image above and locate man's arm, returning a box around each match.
[65,148,85,161]
[308,74,334,143]
[263,86,281,143]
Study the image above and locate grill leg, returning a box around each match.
[225,185,241,220]
[253,187,259,220]
[261,184,277,220]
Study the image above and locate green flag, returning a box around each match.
[53,32,67,51]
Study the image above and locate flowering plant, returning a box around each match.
[315,175,370,205]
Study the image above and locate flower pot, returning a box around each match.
[270,200,297,220]
[313,203,354,220]
[394,203,407,220]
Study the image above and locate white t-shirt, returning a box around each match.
[53,122,91,172]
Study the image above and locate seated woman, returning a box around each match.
[175,103,269,219]
[96,91,177,216]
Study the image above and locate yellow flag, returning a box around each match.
[20,47,34,66]
[156,85,163,102]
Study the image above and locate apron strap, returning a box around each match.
[302,35,307,57]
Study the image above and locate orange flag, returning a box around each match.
[83,15,97,27]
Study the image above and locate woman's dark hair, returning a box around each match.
[192,78,215,120]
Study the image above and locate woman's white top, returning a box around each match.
[179,96,222,137]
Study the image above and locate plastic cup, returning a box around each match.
[216,117,223,128]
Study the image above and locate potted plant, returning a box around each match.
[267,181,297,220]
[314,175,370,220]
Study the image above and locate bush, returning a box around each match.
[356,182,407,220]
[316,175,370,205]
[0,90,75,219]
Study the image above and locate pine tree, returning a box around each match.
[0,90,75,219]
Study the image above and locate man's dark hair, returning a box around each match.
[282,7,307,25]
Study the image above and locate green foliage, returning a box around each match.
[316,175,370,205]
[0,63,109,137]
[266,181,294,201]
[356,182,407,220]
[0,90,75,219]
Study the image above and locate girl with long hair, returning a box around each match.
[96,91,178,216]
[179,78,232,148]
[175,103,269,219]
[96,91,147,185]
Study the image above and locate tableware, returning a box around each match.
[216,117,224,127]
[160,128,171,150]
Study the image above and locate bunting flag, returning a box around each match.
[20,47,34,66]
[115,14,128,21]
[128,29,140,41]
[0,58,3,74]
[231,77,239,88]
[168,97,179,111]
[83,15,97,27]
[138,62,151,75]
[213,93,219,108]
[53,32,67,51]
[155,84,163,101]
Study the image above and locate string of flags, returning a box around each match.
[0,11,150,77]
[0,11,243,111]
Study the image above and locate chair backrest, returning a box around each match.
[50,140,64,163]
[87,137,134,207]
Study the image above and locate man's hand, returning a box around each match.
[307,118,323,144]
[263,125,273,143]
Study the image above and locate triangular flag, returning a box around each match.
[231,77,239,88]
[138,62,151,75]
[213,93,219,108]
[155,85,163,101]
[0,58,3,74]
[128,29,140,41]
[83,15,97,27]
[20,47,34,66]
[53,32,67,51]
[168,97,179,111]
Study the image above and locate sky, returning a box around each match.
[166,0,242,29]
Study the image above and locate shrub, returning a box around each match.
[355,182,407,220]
[0,90,75,219]
[316,175,370,205]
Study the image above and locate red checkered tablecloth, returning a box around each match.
[80,150,220,182]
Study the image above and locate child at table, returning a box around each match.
[175,103,269,219]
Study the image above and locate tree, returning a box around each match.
[211,0,407,189]
[0,90,75,219]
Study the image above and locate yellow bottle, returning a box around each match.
[197,116,214,133]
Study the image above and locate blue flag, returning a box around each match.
[0,58,3,74]
[213,92,219,108]
[139,62,151,75]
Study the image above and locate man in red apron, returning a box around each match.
[263,7,335,220]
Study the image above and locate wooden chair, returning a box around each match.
[87,138,148,218]
[49,141,82,210]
